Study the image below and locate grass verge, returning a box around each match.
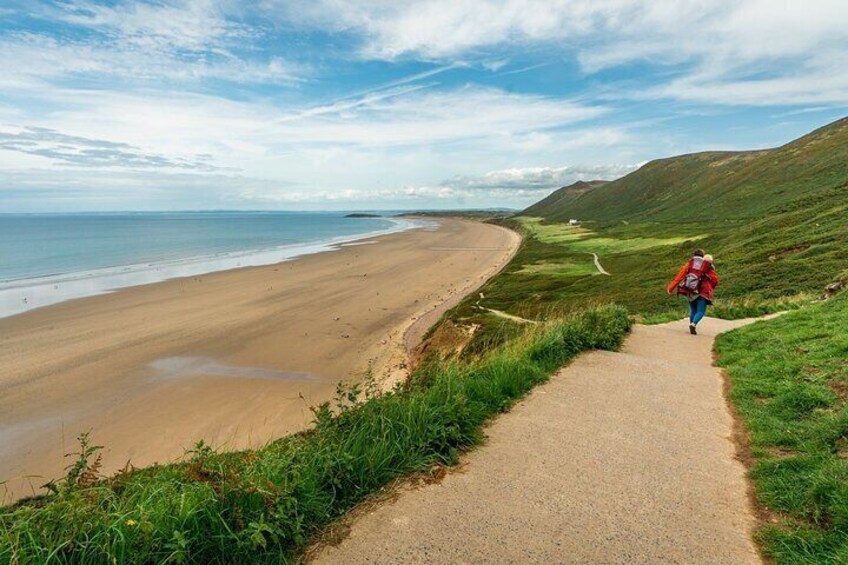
[716,292,848,563]
[0,305,630,564]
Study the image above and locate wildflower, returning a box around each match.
[126,519,138,526]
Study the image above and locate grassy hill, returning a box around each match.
[530,117,848,224]
[431,116,847,351]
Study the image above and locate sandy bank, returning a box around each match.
[0,218,519,503]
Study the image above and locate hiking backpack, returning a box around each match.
[678,256,711,294]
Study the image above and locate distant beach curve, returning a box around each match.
[0,218,520,504]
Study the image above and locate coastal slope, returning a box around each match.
[313,317,764,564]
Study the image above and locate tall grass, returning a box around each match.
[0,305,630,564]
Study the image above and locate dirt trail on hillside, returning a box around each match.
[591,252,610,275]
[313,317,764,564]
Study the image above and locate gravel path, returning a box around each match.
[312,317,763,564]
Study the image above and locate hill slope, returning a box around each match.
[434,116,847,354]
[522,180,607,217]
[526,117,848,224]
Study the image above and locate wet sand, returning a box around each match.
[0,218,520,503]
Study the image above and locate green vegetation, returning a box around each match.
[439,117,847,352]
[424,116,848,564]
[0,306,631,564]
[716,293,848,563]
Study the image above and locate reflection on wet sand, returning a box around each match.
[149,357,322,381]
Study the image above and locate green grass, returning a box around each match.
[440,155,845,352]
[716,293,848,563]
[0,305,631,564]
[513,259,597,277]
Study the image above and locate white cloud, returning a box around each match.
[48,0,250,52]
[236,163,636,206]
[11,84,608,157]
[285,0,848,106]
[0,1,305,88]
[0,33,304,88]
[0,80,627,209]
[442,164,637,191]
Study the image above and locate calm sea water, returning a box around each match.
[0,212,427,318]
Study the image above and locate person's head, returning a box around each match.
[693,248,705,258]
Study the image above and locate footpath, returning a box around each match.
[313,317,765,564]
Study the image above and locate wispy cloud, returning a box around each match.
[1,0,845,211]
[51,0,251,52]
[0,126,230,170]
[286,0,848,107]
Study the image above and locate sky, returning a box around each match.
[0,0,847,212]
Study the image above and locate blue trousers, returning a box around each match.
[689,296,709,325]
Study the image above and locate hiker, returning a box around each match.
[666,249,719,335]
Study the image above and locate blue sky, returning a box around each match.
[1,0,846,212]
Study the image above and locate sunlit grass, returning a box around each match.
[515,216,593,243]
[565,235,704,254]
[516,216,703,254]
[512,260,597,277]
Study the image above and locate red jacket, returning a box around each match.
[667,259,720,301]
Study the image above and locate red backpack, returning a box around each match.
[678,256,712,295]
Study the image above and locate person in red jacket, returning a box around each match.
[666,249,720,335]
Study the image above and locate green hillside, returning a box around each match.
[531,117,848,224]
[432,116,847,354]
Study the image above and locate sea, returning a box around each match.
[0,212,429,319]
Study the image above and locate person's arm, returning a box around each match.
[706,268,719,288]
[667,264,688,294]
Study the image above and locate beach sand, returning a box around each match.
[0,218,519,503]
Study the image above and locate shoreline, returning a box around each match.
[0,218,520,504]
[0,216,431,320]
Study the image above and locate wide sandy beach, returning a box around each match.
[0,218,519,504]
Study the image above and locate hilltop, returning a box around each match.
[526,117,848,224]
[522,180,607,217]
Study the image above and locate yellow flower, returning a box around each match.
[125,519,137,526]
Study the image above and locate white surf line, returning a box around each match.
[475,293,538,324]
[591,253,610,276]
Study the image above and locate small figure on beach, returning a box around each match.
[666,249,720,335]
